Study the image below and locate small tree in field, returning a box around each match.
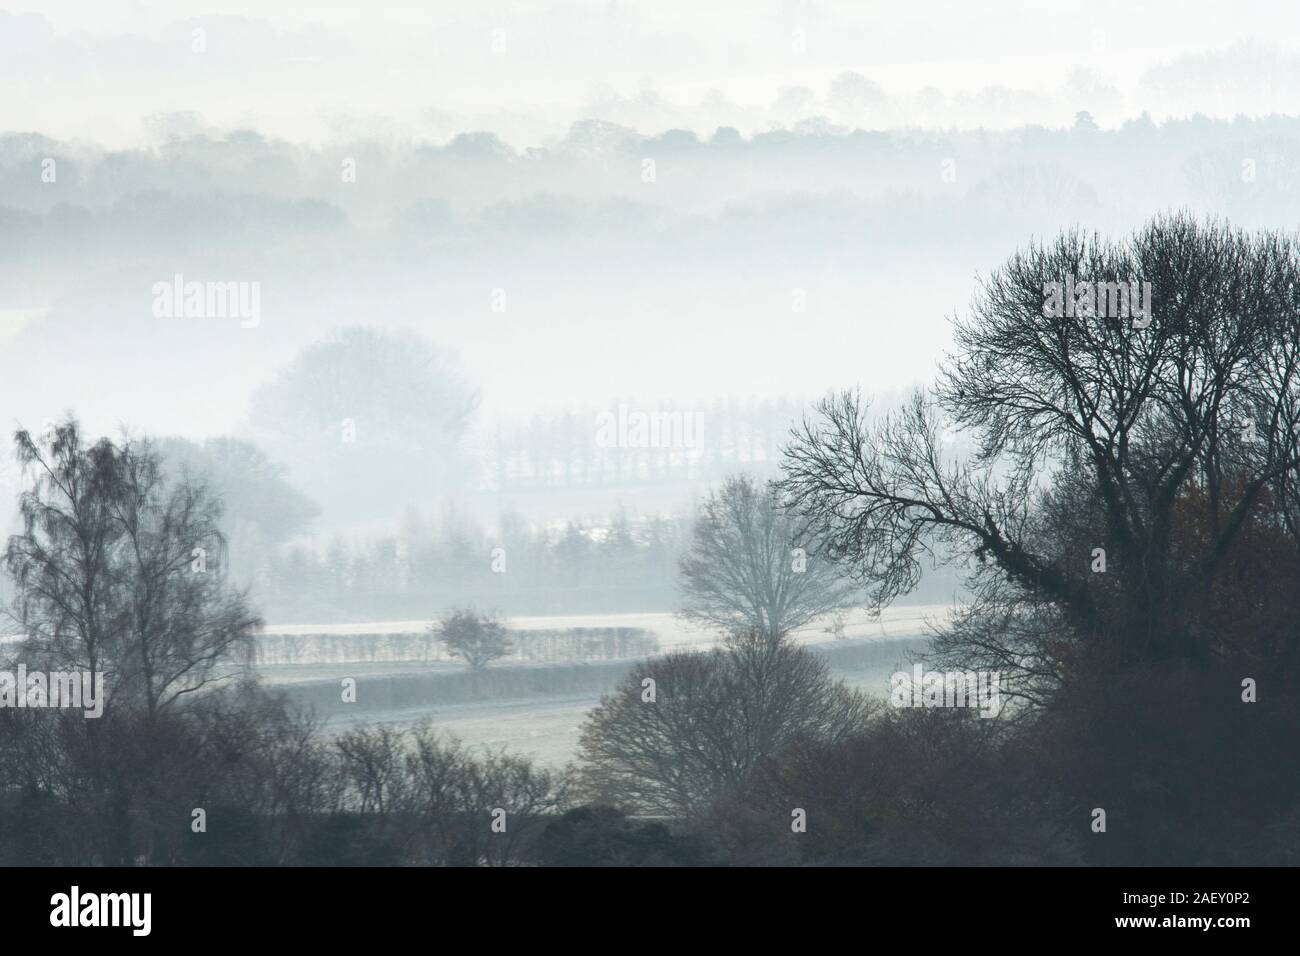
[435,609,512,671]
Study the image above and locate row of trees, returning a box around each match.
[252,623,658,668]
[484,398,806,491]
[261,510,690,620]
[14,110,1300,220]
[0,683,574,866]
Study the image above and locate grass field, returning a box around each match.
[311,659,916,768]
[263,607,945,766]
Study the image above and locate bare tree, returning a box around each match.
[4,418,261,719]
[435,608,512,670]
[778,214,1300,697]
[678,473,856,640]
[577,630,872,817]
[335,722,569,866]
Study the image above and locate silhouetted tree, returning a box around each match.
[578,629,871,816]
[4,418,261,719]
[779,214,1300,694]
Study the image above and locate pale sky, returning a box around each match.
[6,1,1300,441]
[5,1,1300,148]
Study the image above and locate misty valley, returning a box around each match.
[0,10,1294,933]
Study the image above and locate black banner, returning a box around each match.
[0,866,1275,941]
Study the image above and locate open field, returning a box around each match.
[3,606,943,766]
[255,607,944,765]
[307,655,922,768]
[257,603,952,656]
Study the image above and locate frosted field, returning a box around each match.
[2,606,945,766]
[315,664,912,768]
[320,695,601,767]
[259,604,951,651]
[258,606,948,766]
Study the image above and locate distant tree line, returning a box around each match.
[259,510,691,621]
[483,398,805,492]
[12,112,1300,235]
[252,625,657,667]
